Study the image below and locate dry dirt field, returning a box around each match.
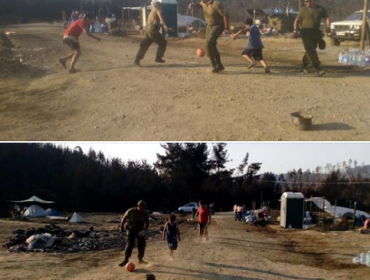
[1,23,370,141]
[1,212,370,280]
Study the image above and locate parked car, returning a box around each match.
[329,10,370,46]
[178,202,198,213]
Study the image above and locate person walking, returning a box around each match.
[58,13,101,74]
[134,0,168,66]
[231,17,270,73]
[189,0,229,73]
[163,214,181,258]
[293,0,331,76]
[119,200,150,267]
[195,201,211,240]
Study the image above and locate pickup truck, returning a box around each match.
[329,10,370,46]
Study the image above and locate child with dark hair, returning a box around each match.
[163,214,181,258]
[231,17,270,73]
[58,13,101,74]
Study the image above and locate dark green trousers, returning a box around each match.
[136,28,167,61]
[301,29,322,68]
[205,25,224,66]
[124,229,146,261]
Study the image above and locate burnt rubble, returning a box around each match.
[3,224,160,254]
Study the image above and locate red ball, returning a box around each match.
[126,262,135,272]
[196,48,205,57]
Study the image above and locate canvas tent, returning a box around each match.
[69,212,84,223]
[23,204,48,217]
[45,208,60,216]
[9,195,55,204]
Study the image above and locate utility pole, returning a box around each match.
[360,0,369,51]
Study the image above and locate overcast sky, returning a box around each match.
[60,142,370,175]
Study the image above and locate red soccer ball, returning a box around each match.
[126,262,135,272]
[196,48,205,57]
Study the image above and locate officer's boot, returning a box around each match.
[210,59,218,73]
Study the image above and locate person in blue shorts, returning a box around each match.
[231,17,270,73]
[163,214,181,258]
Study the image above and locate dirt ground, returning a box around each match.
[1,212,370,280]
[0,23,370,141]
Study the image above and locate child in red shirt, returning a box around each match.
[195,201,211,240]
[58,13,101,74]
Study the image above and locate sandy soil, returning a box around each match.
[1,212,369,280]
[0,23,370,141]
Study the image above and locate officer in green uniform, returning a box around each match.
[118,200,150,267]
[134,0,168,66]
[190,0,229,73]
[294,0,331,76]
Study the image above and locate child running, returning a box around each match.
[163,214,181,258]
[231,17,270,73]
[58,13,101,74]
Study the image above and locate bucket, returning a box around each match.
[146,273,156,280]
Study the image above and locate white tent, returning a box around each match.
[69,212,84,223]
[23,204,48,217]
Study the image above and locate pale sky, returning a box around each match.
[60,142,370,175]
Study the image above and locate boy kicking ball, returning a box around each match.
[58,13,101,74]
[231,17,270,73]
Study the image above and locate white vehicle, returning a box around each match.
[329,10,370,46]
[178,202,198,213]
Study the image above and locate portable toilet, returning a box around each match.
[280,192,305,228]
[160,0,178,37]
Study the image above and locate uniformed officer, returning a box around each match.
[118,200,150,267]
[134,0,168,66]
[190,0,229,73]
[294,0,331,76]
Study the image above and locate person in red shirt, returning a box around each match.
[58,13,101,74]
[195,201,211,240]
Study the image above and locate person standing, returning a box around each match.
[294,0,331,76]
[163,214,181,258]
[58,13,101,74]
[134,0,168,66]
[195,201,211,240]
[189,0,229,73]
[119,200,150,267]
[231,17,270,73]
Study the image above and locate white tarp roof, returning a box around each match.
[69,212,84,223]
[177,14,205,27]
[9,195,55,204]
[23,205,48,217]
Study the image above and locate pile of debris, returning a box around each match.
[3,224,125,253]
[107,28,126,37]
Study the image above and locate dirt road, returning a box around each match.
[1,212,369,280]
[1,23,370,141]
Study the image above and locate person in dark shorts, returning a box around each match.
[163,214,181,258]
[231,17,270,73]
[58,13,101,74]
[119,200,150,267]
[195,201,211,240]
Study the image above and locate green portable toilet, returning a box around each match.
[280,192,305,228]
[160,0,178,37]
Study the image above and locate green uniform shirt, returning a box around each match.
[296,4,328,30]
[200,0,227,27]
[147,6,161,27]
[123,207,149,231]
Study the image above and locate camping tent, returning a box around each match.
[9,195,55,204]
[69,212,84,223]
[45,208,60,216]
[23,204,48,217]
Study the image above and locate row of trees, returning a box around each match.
[0,0,364,24]
[0,143,369,217]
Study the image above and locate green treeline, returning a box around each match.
[0,143,369,217]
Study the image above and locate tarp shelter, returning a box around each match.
[280,192,305,228]
[69,212,84,223]
[177,14,205,29]
[8,195,55,204]
[45,208,60,216]
[23,205,48,217]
